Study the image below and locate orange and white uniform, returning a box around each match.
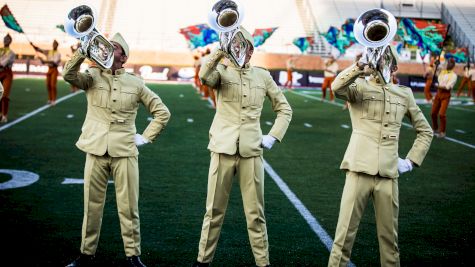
[45,49,61,103]
[0,46,15,120]
[284,57,294,89]
[456,67,472,97]
[322,59,338,101]
[470,68,475,102]
[431,69,457,135]
[423,65,435,102]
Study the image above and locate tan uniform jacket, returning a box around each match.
[62,51,171,157]
[332,63,433,178]
[200,49,292,157]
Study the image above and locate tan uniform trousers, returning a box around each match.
[328,171,400,267]
[81,153,141,257]
[198,152,269,267]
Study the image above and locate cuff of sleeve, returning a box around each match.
[406,152,423,167]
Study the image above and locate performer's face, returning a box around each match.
[112,42,127,65]
[244,42,254,64]
[4,36,11,46]
[53,41,58,50]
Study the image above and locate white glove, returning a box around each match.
[134,134,149,147]
[397,158,413,174]
[261,135,277,150]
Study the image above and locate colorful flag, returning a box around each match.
[321,22,355,54]
[179,24,219,50]
[0,4,23,33]
[56,24,65,33]
[252,27,278,47]
[397,18,447,57]
[293,36,314,53]
[444,47,468,63]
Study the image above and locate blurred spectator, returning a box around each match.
[0,33,15,123]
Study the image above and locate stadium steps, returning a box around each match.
[442,2,475,63]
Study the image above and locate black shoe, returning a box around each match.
[65,254,95,267]
[192,261,210,267]
[126,256,147,267]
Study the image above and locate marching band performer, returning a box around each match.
[192,25,292,267]
[431,58,458,138]
[0,33,15,123]
[30,39,62,106]
[62,32,171,267]
[322,55,338,101]
[328,44,433,266]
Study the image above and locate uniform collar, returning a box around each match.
[103,68,126,75]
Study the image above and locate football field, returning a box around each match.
[0,78,474,266]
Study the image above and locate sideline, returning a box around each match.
[289,90,475,150]
[0,91,83,133]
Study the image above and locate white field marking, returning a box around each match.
[0,90,84,133]
[304,123,313,128]
[290,90,475,150]
[263,160,356,267]
[0,169,39,190]
[401,122,475,149]
[187,118,194,123]
[265,121,273,126]
[62,178,113,184]
[66,114,74,119]
[341,124,350,129]
[455,129,466,134]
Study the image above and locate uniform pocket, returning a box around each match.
[91,83,110,108]
[361,92,383,120]
[389,97,408,124]
[120,87,139,111]
[250,84,266,106]
[221,81,239,102]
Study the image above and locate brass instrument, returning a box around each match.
[208,0,248,67]
[64,5,114,69]
[354,8,397,83]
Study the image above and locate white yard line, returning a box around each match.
[0,91,83,133]
[290,90,475,150]
[263,160,356,267]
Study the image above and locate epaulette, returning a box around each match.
[255,66,269,71]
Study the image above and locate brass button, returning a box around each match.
[113,88,117,91]
[242,107,246,109]
[241,118,245,121]
[372,96,375,99]
[243,94,247,97]
[386,111,389,114]
[113,99,116,102]
[112,111,116,114]
[386,98,390,101]
[383,136,387,139]
[243,83,246,86]
[340,77,345,80]
[384,123,388,127]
